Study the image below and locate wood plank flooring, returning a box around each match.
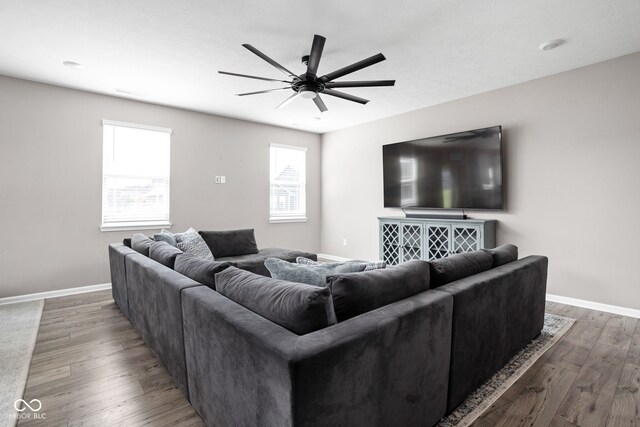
[18,290,203,427]
[18,291,640,426]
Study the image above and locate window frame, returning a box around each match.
[269,143,308,224]
[100,119,173,232]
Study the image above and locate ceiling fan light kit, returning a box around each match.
[219,34,395,113]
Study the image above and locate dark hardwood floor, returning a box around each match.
[19,291,639,426]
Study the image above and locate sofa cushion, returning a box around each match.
[326,260,430,321]
[482,244,518,267]
[429,250,493,288]
[174,253,234,290]
[296,257,386,271]
[149,241,183,269]
[123,237,132,248]
[154,229,177,247]
[265,258,368,287]
[215,267,337,335]
[131,233,153,256]
[175,228,214,261]
[199,229,259,258]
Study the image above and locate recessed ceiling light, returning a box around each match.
[314,117,322,120]
[62,61,85,70]
[539,39,564,51]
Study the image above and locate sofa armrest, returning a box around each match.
[125,253,202,399]
[108,243,137,319]
[182,287,453,427]
[436,255,548,412]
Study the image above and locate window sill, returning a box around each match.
[269,217,308,224]
[100,222,172,232]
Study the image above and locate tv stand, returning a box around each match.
[405,213,468,220]
[378,216,496,264]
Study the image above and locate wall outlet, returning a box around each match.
[215,176,220,184]
[343,238,347,246]
[221,175,226,184]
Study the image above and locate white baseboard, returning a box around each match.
[317,253,354,262]
[0,283,112,306]
[546,293,640,319]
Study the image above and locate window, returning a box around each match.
[270,143,307,223]
[101,120,172,231]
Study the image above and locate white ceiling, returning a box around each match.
[1,1,640,134]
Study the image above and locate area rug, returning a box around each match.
[437,313,575,427]
[0,299,44,427]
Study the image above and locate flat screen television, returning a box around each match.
[383,126,503,210]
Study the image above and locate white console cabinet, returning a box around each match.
[378,217,496,265]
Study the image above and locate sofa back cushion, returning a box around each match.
[131,233,153,256]
[326,260,430,322]
[482,244,518,267]
[199,229,259,258]
[215,267,337,335]
[174,253,234,290]
[429,250,493,288]
[265,258,368,287]
[149,241,183,269]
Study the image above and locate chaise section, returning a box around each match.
[108,243,137,319]
[125,253,202,399]
[436,255,549,413]
[215,247,317,277]
[182,286,453,427]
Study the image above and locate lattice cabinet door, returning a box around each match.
[401,223,423,262]
[380,222,401,265]
[425,224,451,260]
[452,225,482,254]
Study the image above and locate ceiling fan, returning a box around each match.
[219,34,395,113]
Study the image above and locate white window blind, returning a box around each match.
[270,144,307,223]
[101,120,172,231]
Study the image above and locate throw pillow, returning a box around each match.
[175,227,214,261]
[215,266,337,335]
[295,257,386,271]
[482,244,518,267]
[174,253,234,290]
[429,250,493,288]
[131,233,153,256]
[199,229,259,258]
[153,229,177,247]
[327,259,430,321]
[266,258,367,287]
[149,241,183,269]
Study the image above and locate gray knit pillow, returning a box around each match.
[295,257,386,271]
[267,258,367,287]
[175,228,214,261]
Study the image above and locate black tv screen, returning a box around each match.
[383,126,503,210]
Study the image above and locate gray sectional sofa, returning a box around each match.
[108,237,547,427]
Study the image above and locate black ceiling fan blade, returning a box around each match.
[306,34,326,76]
[324,80,395,88]
[321,89,369,105]
[313,95,328,113]
[276,92,304,110]
[237,88,291,96]
[219,71,292,84]
[319,53,386,83]
[242,44,298,79]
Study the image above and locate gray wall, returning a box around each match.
[321,52,640,310]
[0,76,321,299]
